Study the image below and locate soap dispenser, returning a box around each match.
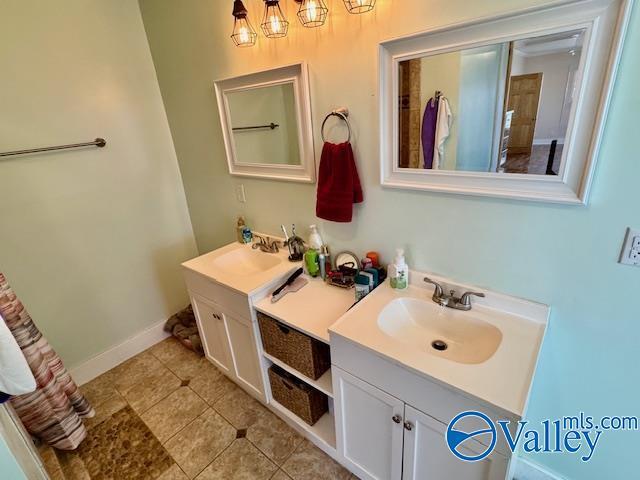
[308,225,324,250]
[389,248,409,290]
[236,216,251,243]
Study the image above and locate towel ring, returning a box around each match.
[321,108,352,143]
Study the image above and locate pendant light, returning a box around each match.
[231,0,257,47]
[261,0,289,38]
[295,0,328,28]
[343,0,376,14]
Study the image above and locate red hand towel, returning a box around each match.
[316,142,363,223]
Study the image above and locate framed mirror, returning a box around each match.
[379,0,632,204]
[215,63,316,183]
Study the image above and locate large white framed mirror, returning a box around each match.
[379,0,633,204]
[215,63,316,183]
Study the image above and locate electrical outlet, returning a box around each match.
[619,227,640,267]
[236,184,246,203]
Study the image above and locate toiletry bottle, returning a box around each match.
[389,249,409,290]
[354,275,370,301]
[318,248,327,279]
[366,251,380,267]
[321,245,331,276]
[308,225,324,250]
[242,225,253,244]
[236,216,246,243]
[304,249,320,277]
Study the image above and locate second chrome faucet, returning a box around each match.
[423,277,485,311]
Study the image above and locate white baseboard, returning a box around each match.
[511,456,567,480]
[69,320,170,386]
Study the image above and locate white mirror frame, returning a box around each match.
[214,63,316,183]
[379,0,633,204]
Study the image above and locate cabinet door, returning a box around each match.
[191,296,233,375]
[333,367,404,480]
[402,406,508,480]
[225,313,264,398]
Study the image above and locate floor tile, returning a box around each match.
[150,337,208,380]
[271,470,293,480]
[213,384,264,429]
[80,370,119,408]
[189,362,237,406]
[141,386,208,443]
[194,439,278,480]
[111,350,166,393]
[57,406,173,480]
[282,439,351,480]
[158,463,190,480]
[55,450,91,480]
[165,408,236,478]
[84,391,127,430]
[246,408,302,465]
[37,443,62,476]
[122,366,182,414]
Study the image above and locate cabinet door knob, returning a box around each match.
[392,415,402,424]
[404,421,413,431]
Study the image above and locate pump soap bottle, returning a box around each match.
[389,249,409,290]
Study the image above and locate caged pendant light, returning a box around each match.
[261,0,289,38]
[343,0,376,14]
[230,0,375,46]
[230,0,257,47]
[295,0,329,28]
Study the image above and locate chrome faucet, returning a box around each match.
[423,277,485,311]
[252,234,280,253]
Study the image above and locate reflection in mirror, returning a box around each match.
[398,29,585,175]
[227,83,301,165]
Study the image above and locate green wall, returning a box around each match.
[0,0,197,369]
[139,0,640,478]
[0,435,26,480]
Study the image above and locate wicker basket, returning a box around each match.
[257,311,331,380]
[268,365,328,426]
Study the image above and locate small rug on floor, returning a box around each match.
[56,406,173,479]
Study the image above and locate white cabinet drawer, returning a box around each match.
[183,268,251,321]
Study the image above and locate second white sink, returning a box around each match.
[212,247,283,276]
[377,297,502,364]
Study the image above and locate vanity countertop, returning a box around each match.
[329,279,548,417]
[255,276,356,344]
[182,241,300,297]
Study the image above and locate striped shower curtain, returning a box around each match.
[0,273,94,450]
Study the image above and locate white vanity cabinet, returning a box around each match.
[333,368,405,480]
[331,333,512,480]
[402,406,507,480]
[184,269,266,401]
[334,367,507,480]
[191,296,233,375]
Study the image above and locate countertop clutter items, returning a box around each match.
[236,215,252,244]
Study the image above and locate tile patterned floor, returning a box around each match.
[503,144,564,174]
[38,337,357,480]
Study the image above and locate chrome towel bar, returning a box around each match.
[232,123,279,131]
[0,138,107,158]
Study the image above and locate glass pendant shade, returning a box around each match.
[343,0,376,14]
[231,0,257,47]
[296,0,328,28]
[261,0,289,38]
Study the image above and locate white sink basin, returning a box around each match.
[377,297,502,364]
[211,247,283,276]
